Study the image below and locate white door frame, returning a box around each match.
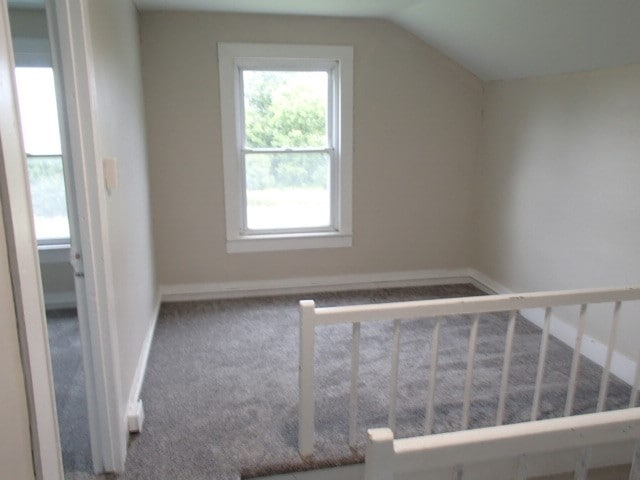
[47,0,127,472]
[1,0,127,475]
[0,0,63,478]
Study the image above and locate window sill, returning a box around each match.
[227,232,352,253]
[38,243,71,264]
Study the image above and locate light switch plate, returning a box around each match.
[103,157,118,192]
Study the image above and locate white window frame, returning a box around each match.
[14,62,71,250]
[218,43,353,253]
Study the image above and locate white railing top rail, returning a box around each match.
[301,286,640,326]
[366,407,640,477]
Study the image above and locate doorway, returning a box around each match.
[8,1,92,474]
[4,0,143,474]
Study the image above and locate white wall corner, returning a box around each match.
[468,270,639,387]
[466,268,510,294]
[125,294,160,433]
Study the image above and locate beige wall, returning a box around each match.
[473,64,640,358]
[139,12,483,287]
[87,0,157,408]
[0,199,34,479]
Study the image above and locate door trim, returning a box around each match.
[48,0,127,472]
[0,1,63,478]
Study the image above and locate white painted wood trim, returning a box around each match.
[126,294,161,433]
[366,408,640,478]
[160,268,475,302]
[227,232,352,253]
[251,454,634,480]
[365,429,394,480]
[299,300,316,458]
[467,269,639,386]
[49,0,126,472]
[308,286,640,326]
[522,305,637,386]
[218,43,353,253]
[348,321,361,448]
[0,2,63,478]
[466,269,507,294]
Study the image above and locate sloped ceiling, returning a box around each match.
[133,0,640,81]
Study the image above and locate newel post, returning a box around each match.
[364,428,395,480]
[298,300,316,458]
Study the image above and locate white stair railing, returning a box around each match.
[298,286,640,457]
[364,408,640,480]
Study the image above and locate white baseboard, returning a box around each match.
[160,268,477,302]
[520,306,637,386]
[467,269,638,387]
[44,291,76,310]
[126,292,161,433]
[127,399,144,434]
[466,269,509,294]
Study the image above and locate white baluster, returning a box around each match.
[531,307,552,421]
[597,301,621,412]
[462,314,480,430]
[364,429,394,480]
[349,321,361,449]
[389,319,402,433]
[565,304,587,417]
[298,300,316,457]
[497,310,517,426]
[426,319,441,434]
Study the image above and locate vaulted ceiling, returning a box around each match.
[9,0,640,81]
[133,0,640,81]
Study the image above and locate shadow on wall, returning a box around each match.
[39,248,76,310]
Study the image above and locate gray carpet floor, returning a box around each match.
[47,309,93,474]
[121,284,631,480]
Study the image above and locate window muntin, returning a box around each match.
[218,43,353,253]
[14,67,70,244]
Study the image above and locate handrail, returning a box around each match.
[365,408,640,480]
[303,286,640,325]
[298,285,640,458]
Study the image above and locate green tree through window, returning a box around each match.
[15,67,69,243]
[241,70,332,230]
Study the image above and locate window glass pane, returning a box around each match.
[245,151,330,230]
[27,155,70,241]
[15,67,62,155]
[242,70,328,149]
[15,67,69,242]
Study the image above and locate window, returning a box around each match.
[14,67,70,245]
[218,43,353,253]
